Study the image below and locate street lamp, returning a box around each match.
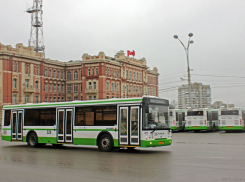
[174,33,194,108]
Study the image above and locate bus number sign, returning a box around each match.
[47,130,51,134]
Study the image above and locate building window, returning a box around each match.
[106,82,109,91]
[93,82,96,89]
[74,96,78,100]
[50,97,52,102]
[74,71,78,80]
[13,94,17,104]
[126,70,128,79]
[67,71,71,80]
[92,68,94,75]
[58,71,60,78]
[54,83,56,92]
[133,72,135,80]
[74,83,78,93]
[62,97,65,102]
[49,69,52,77]
[111,83,114,92]
[54,97,56,102]
[116,83,119,92]
[13,78,17,89]
[62,84,64,92]
[133,86,135,93]
[54,70,56,78]
[140,73,142,82]
[89,96,92,100]
[62,71,64,79]
[93,96,96,100]
[106,96,109,99]
[67,84,71,93]
[45,83,47,91]
[25,79,29,87]
[89,82,92,89]
[35,81,38,89]
[45,96,48,102]
[35,95,38,103]
[81,83,83,92]
[25,95,29,103]
[49,83,52,92]
[44,69,47,76]
[96,68,98,75]
[81,71,83,79]
[130,85,132,93]
[58,84,60,92]
[58,97,60,102]
[88,68,90,76]
[80,96,83,100]
[67,97,71,101]
[130,71,132,80]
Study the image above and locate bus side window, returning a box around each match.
[4,110,11,126]
[242,111,245,121]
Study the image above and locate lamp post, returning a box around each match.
[174,33,194,108]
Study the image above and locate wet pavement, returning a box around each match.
[0,131,245,182]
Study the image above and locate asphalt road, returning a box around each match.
[0,131,245,182]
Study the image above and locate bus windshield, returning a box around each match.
[221,110,239,115]
[187,111,203,116]
[143,104,169,130]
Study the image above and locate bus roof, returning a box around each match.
[3,96,167,109]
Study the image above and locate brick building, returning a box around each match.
[0,42,159,124]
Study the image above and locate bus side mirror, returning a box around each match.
[145,102,149,113]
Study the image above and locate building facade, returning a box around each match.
[0,43,159,124]
[178,82,211,109]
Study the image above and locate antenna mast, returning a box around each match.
[27,0,45,57]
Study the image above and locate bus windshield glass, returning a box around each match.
[143,104,169,130]
[221,110,239,115]
[187,111,203,116]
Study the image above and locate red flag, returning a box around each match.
[127,50,135,57]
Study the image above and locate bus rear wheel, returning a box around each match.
[28,132,38,148]
[98,134,113,152]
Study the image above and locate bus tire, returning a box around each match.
[98,134,114,152]
[28,132,38,148]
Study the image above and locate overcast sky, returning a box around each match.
[1,0,245,107]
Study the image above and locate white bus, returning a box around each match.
[1,97,172,152]
[169,109,186,131]
[218,107,245,131]
[185,108,219,132]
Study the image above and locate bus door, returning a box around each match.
[11,110,23,141]
[57,108,74,143]
[178,113,183,126]
[119,106,140,146]
[207,111,212,126]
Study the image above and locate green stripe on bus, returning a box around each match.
[38,137,57,144]
[73,138,96,145]
[23,128,57,131]
[3,99,142,109]
[74,129,117,131]
[185,126,210,130]
[2,128,11,130]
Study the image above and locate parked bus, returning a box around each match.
[185,108,219,132]
[218,108,245,131]
[169,109,186,131]
[1,96,172,152]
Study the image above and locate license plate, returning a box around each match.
[158,142,164,144]
[228,126,233,128]
[193,126,198,128]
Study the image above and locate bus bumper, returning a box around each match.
[218,126,243,131]
[185,126,209,130]
[140,139,172,147]
[171,126,179,130]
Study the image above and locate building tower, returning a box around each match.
[26,0,45,57]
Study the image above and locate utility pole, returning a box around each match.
[174,33,194,108]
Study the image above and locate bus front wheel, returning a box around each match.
[98,134,113,152]
[28,132,38,148]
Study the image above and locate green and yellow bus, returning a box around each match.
[1,96,172,152]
